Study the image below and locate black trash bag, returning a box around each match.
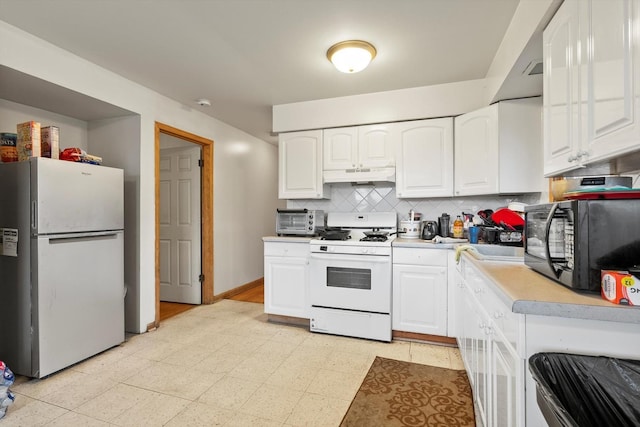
[529,353,640,427]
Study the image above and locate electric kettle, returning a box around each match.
[422,221,439,240]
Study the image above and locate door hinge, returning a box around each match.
[199,274,205,282]
[198,159,204,167]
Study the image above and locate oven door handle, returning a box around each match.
[309,252,391,263]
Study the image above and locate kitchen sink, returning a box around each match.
[468,244,524,262]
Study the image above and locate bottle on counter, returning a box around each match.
[453,215,464,238]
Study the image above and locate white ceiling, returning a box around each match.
[0,0,526,144]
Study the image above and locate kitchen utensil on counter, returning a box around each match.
[421,220,439,240]
[400,220,420,239]
[438,213,450,237]
[453,215,464,238]
[469,226,479,244]
[491,208,525,228]
[319,227,351,240]
[408,210,422,222]
[483,227,499,244]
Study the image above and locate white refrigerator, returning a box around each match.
[0,157,125,378]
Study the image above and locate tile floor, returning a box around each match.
[3,300,465,426]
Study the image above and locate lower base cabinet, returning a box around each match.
[455,257,524,427]
[392,248,448,336]
[263,241,309,318]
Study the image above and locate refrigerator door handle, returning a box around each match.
[46,231,122,243]
[31,200,37,229]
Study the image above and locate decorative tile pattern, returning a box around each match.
[288,182,545,222]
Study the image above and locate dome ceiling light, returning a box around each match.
[326,40,377,73]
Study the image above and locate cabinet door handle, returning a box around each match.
[576,150,589,159]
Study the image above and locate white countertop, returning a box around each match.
[262,236,640,324]
[463,253,640,324]
[262,236,313,243]
[392,237,458,249]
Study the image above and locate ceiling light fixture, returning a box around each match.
[196,98,211,107]
[326,40,377,73]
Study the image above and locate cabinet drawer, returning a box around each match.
[264,242,309,258]
[393,247,448,266]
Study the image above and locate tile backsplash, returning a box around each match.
[287,183,545,222]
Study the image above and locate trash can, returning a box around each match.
[529,353,640,427]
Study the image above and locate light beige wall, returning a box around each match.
[1,20,280,332]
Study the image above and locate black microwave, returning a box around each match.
[524,199,640,292]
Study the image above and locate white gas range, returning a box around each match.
[308,212,397,342]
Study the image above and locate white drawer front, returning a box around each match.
[264,242,310,258]
[393,247,448,266]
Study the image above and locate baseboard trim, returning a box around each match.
[146,321,158,332]
[267,314,309,328]
[392,330,457,347]
[213,277,264,302]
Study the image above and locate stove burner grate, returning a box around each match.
[360,235,388,242]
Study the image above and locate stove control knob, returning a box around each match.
[361,248,369,254]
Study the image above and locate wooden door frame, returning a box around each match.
[153,122,214,330]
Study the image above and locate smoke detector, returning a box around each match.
[195,98,211,107]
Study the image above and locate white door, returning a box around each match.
[543,0,582,176]
[159,146,202,304]
[585,0,640,162]
[36,231,124,377]
[264,256,309,318]
[454,104,499,196]
[309,252,392,313]
[278,130,325,199]
[323,127,358,170]
[392,264,448,335]
[358,123,395,168]
[395,118,453,198]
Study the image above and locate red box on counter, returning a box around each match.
[601,270,640,305]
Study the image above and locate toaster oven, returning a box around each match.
[276,209,324,236]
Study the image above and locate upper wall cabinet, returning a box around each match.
[543,0,640,176]
[584,0,640,161]
[278,130,328,199]
[454,98,543,196]
[395,118,454,198]
[323,123,395,182]
[542,0,583,176]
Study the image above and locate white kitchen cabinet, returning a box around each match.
[491,329,522,427]
[323,123,395,181]
[456,257,525,427]
[543,0,586,176]
[322,127,358,170]
[392,247,448,336]
[264,241,309,318]
[278,130,328,199]
[395,118,454,198]
[584,0,640,162]
[454,98,543,196]
[543,0,640,176]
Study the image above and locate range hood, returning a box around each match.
[323,167,396,183]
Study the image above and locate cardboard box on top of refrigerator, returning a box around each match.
[601,270,640,305]
[16,121,41,161]
[41,126,59,159]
